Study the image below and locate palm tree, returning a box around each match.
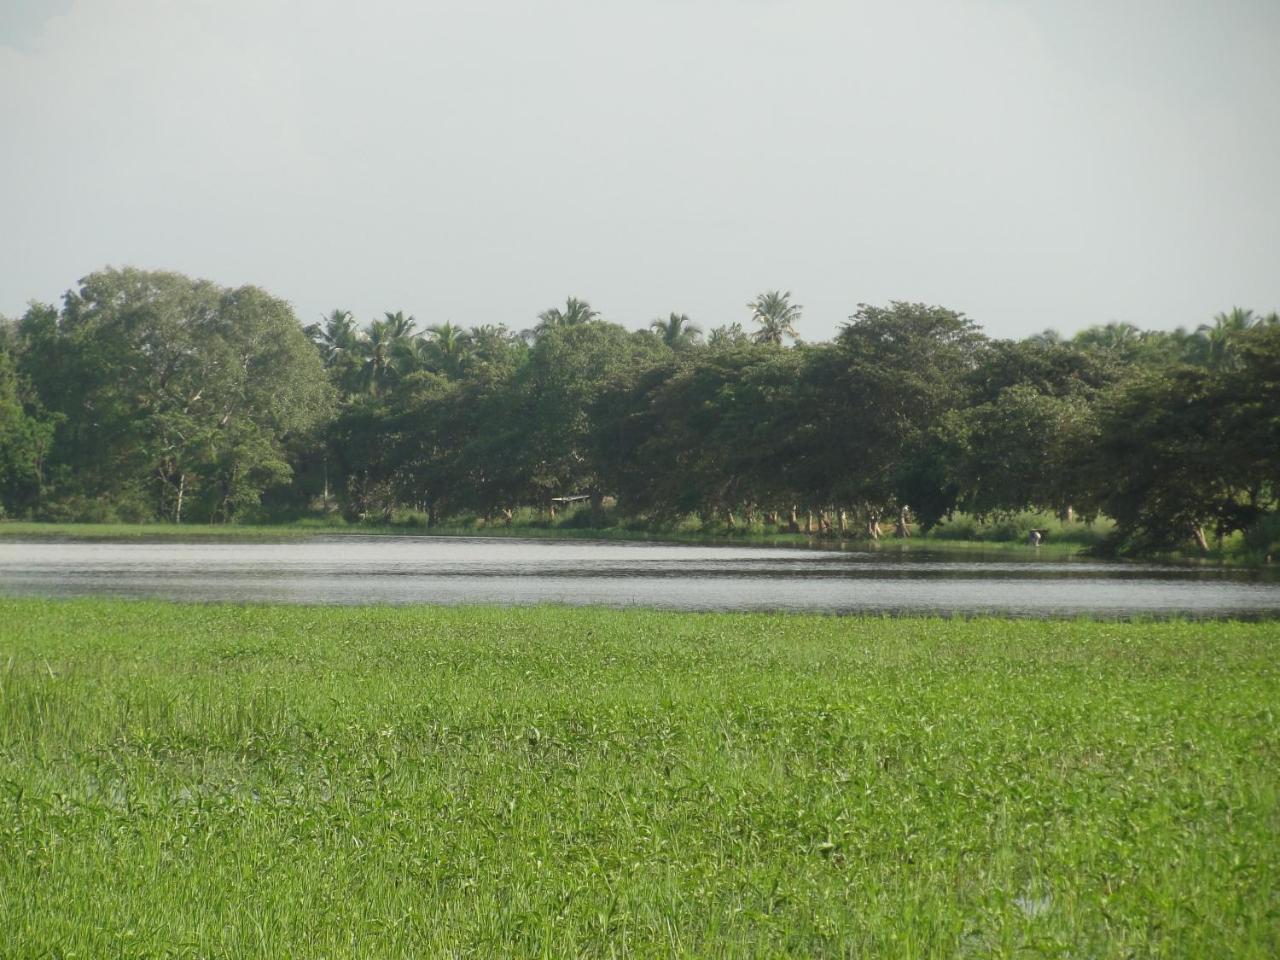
[381,310,417,341]
[747,291,802,345]
[469,323,511,348]
[307,309,359,366]
[1196,307,1259,367]
[533,297,599,338]
[393,335,434,376]
[306,309,366,394]
[468,323,522,366]
[1027,328,1062,346]
[1072,321,1143,355]
[650,312,702,349]
[361,312,417,395]
[425,321,472,377]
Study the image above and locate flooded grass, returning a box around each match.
[1,599,1277,956]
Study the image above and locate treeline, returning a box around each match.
[1,267,1278,554]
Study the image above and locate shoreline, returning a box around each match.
[0,519,1102,557]
[4,518,1265,567]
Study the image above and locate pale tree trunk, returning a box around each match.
[805,511,814,534]
[838,509,848,534]
[1192,525,1209,553]
[502,508,513,527]
[867,519,881,540]
[174,473,185,524]
[894,505,911,538]
[725,509,736,529]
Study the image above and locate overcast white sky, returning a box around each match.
[2,0,1277,341]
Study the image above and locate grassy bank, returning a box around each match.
[0,513,1104,558]
[2,600,1276,956]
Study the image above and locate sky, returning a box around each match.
[2,0,1277,342]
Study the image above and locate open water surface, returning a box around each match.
[2,535,1279,618]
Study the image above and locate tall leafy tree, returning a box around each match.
[0,346,55,516]
[823,302,987,527]
[708,322,748,347]
[511,323,665,515]
[20,268,332,522]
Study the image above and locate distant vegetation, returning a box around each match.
[2,267,1278,557]
[3,600,1276,955]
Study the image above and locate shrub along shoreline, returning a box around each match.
[0,513,1106,558]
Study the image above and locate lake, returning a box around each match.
[2,535,1278,617]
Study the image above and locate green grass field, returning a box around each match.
[2,600,1277,957]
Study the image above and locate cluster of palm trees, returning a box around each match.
[308,290,809,396]
[1030,307,1278,366]
[305,309,496,396]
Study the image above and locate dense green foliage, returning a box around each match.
[3,270,1278,554]
[3,269,332,524]
[1,600,1276,956]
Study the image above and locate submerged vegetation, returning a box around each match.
[1,600,1276,955]
[2,269,1278,559]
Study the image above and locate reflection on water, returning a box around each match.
[1,535,1278,618]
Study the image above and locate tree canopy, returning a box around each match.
[3,266,1277,556]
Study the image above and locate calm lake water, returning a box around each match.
[2,535,1279,618]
